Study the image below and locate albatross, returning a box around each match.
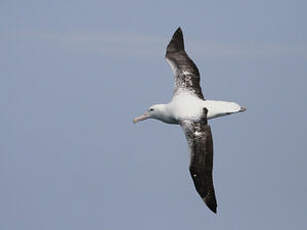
[133,27,246,213]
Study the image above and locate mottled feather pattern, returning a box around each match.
[181,108,217,213]
[133,27,246,214]
[166,28,204,99]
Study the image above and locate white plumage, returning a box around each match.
[133,27,246,213]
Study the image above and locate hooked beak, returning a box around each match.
[133,112,150,124]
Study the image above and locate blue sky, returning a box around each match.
[1,0,307,229]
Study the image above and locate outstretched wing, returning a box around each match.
[165,27,204,99]
[180,108,217,213]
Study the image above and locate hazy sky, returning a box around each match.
[1,0,307,229]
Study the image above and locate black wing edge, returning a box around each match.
[165,28,204,99]
[190,151,217,214]
[166,27,184,54]
[188,108,217,213]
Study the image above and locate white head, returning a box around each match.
[133,104,176,124]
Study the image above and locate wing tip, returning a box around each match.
[166,27,184,53]
[175,26,182,35]
[204,196,217,214]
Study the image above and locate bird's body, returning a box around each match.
[152,95,243,124]
[133,27,246,213]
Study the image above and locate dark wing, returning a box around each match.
[180,108,217,213]
[165,27,204,99]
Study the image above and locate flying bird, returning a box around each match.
[133,28,246,213]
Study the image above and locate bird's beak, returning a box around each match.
[133,112,150,124]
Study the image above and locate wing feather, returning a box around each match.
[165,28,204,99]
[180,108,217,213]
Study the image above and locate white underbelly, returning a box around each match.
[168,94,241,122]
[168,94,204,121]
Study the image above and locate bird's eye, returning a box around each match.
[149,108,154,112]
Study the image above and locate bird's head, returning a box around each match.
[133,104,167,123]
